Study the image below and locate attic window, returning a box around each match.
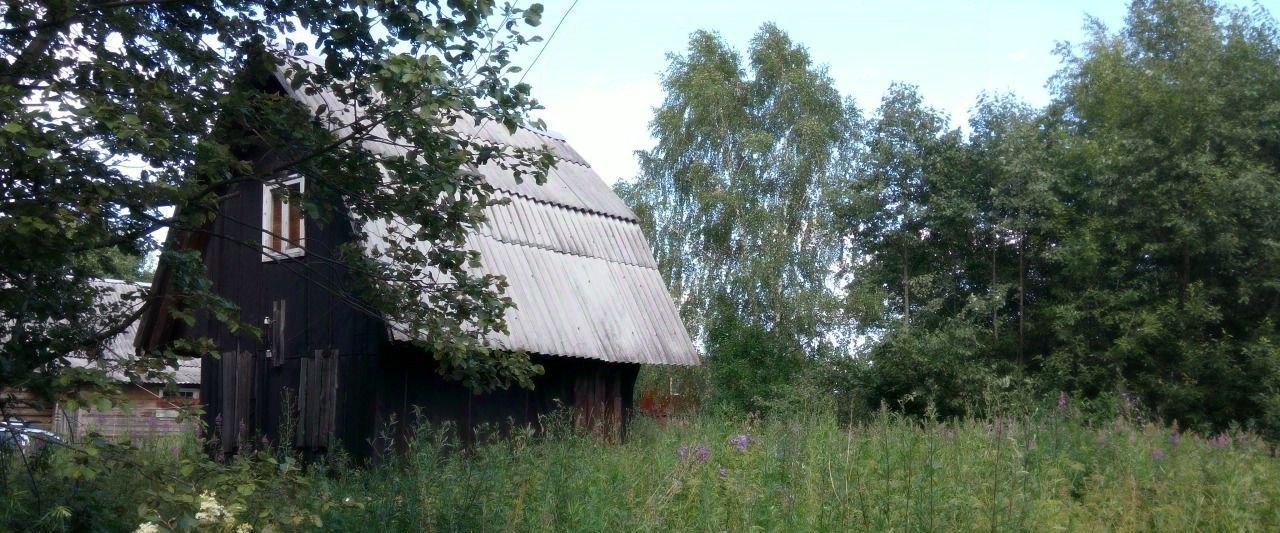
[262,177,305,260]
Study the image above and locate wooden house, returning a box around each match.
[136,67,699,456]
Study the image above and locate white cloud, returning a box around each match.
[533,79,663,185]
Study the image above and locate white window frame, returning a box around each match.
[262,176,306,261]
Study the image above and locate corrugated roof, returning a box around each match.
[68,280,201,384]
[278,68,698,366]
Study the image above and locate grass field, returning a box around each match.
[6,409,1280,531]
[323,410,1280,532]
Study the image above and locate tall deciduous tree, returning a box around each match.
[1042,0,1280,432]
[0,0,551,410]
[841,0,1280,430]
[839,84,998,415]
[616,25,859,411]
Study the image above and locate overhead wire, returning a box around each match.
[517,0,581,85]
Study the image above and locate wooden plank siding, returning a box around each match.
[63,386,198,441]
[2,386,197,441]
[0,389,55,427]
[187,148,389,455]
[373,348,640,451]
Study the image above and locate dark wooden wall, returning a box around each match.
[374,348,640,449]
[206,346,639,457]
[204,349,379,455]
[191,169,387,455]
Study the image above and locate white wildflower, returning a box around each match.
[134,523,160,533]
[235,523,254,533]
[194,491,229,524]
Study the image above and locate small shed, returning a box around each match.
[4,279,200,440]
[137,68,699,456]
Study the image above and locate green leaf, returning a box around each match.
[523,4,544,26]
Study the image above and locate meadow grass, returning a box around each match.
[321,409,1280,532]
[6,408,1279,531]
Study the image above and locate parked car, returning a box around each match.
[0,418,61,457]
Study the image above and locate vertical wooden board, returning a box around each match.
[220,351,237,452]
[334,354,356,453]
[272,299,287,365]
[316,354,325,447]
[296,358,310,447]
[307,350,323,447]
[612,367,624,439]
[254,349,265,434]
[317,350,332,447]
[236,350,254,448]
[202,353,221,449]
[315,353,326,448]
[325,349,339,446]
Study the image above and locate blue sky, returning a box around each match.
[511,0,1277,184]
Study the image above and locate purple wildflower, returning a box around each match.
[730,434,752,451]
[695,444,710,463]
[1211,433,1230,449]
[677,445,689,460]
[718,467,728,478]
[1152,448,1165,461]
[1057,391,1069,415]
[1168,431,1181,449]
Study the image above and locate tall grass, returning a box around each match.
[324,409,1280,531]
[5,408,1279,531]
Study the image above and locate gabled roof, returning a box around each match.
[278,69,699,366]
[71,280,201,385]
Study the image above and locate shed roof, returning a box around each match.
[279,69,699,366]
[70,280,201,385]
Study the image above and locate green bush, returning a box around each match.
[703,315,808,414]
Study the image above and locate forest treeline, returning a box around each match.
[616,0,1280,437]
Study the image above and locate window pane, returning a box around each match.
[288,196,301,246]
[272,193,283,252]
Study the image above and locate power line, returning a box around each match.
[517,0,581,85]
